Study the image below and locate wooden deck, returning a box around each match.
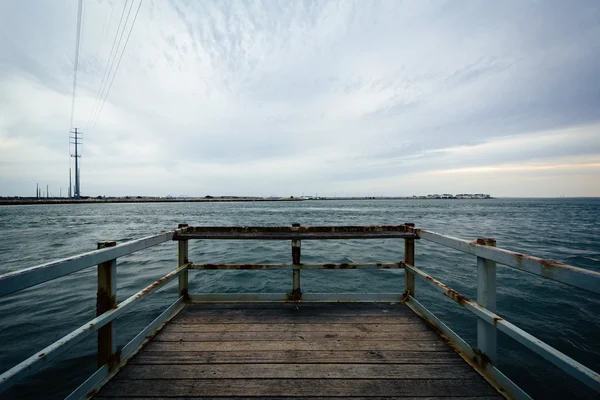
[96,302,501,399]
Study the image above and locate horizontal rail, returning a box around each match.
[0,229,181,297]
[405,263,600,392]
[414,228,600,295]
[0,263,189,393]
[64,365,108,400]
[405,296,530,400]
[175,225,418,240]
[190,262,405,270]
[176,232,417,240]
[190,293,406,303]
[185,225,413,233]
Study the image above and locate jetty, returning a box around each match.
[0,224,599,399]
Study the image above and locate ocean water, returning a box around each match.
[0,198,598,399]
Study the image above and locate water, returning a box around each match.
[0,199,599,399]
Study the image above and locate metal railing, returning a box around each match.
[0,225,189,399]
[0,223,598,400]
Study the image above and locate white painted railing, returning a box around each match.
[0,223,598,399]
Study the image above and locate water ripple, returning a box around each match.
[0,198,599,399]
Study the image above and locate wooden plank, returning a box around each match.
[130,350,462,365]
[97,397,502,399]
[114,363,478,380]
[143,340,450,352]
[153,330,439,342]
[185,225,413,234]
[175,231,417,240]
[170,315,421,324]
[98,378,498,397]
[178,308,414,317]
[160,323,431,333]
[94,302,500,399]
[181,302,413,312]
[184,302,410,310]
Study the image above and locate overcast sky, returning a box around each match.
[1,0,599,197]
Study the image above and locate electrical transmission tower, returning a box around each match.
[70,128,82,198]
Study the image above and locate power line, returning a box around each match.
[91,0,143,131]
[85,0,131,129]
[70,0,85,129]
[86,0,131,129]
[91,0,115,81]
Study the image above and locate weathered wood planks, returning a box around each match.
[169,315,421,324]
[96,397,502,400]
[129,350,464,365]
[95,302,501,399]
[99,378,497,397]
[160,322,432,333]
[153,330,440,342]
[144,340,450,352]
[114,363,477,380]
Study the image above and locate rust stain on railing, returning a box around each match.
[198,264,265,270]
[186,225,413,233]
[134,263,191,300]
[173,225,420,240]
[191,262,405,270]
[423,273,470,307]
[508,251,574,280]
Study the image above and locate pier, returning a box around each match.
[1,224,599,399]
[96,302,498,398]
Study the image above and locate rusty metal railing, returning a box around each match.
[399,226,600,399]
[0,227,189,399]
[175,223,600,399]
[0,223,599,399]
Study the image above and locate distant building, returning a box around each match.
[422,193,491,199]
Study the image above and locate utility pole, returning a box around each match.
[70,128,82,198]
[36,183,39,198]
[46,185,49,198]
[69,168,72,198]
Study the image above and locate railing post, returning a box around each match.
[290,223,301,301]
[477,237,497,364]
[178,224,189,301]
[97,241,117,369]
[404,223,415,298]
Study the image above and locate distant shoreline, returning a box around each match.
[1,196,597,206]
[0,196,498,206]
[0,197,303,206]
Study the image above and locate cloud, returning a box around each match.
[0,0,599,196]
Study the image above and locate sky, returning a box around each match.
[0,0,599,197]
